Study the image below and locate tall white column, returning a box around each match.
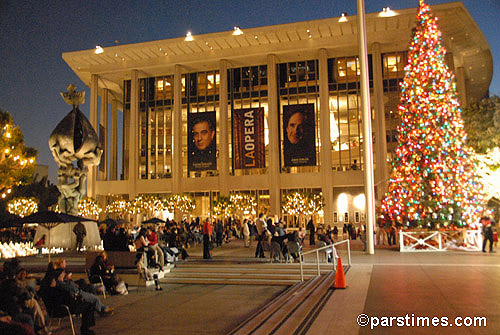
[88,74,98,198]
[318,48,334,226]
[110,99,118,180]
[267,54,281,217]
[219,59,230,195]
[129,70,139,198]
[172,65,183,193]
[372,42,388,199]
[358,0,375,254]
[99,88,108,181]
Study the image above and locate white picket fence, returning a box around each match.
[399,229,482,252]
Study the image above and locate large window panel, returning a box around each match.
[138,75,174,179]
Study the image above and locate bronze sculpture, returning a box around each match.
[49,84,102,215]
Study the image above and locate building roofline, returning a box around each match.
[62,1,492,103]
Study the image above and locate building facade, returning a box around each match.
[63,2,492,227]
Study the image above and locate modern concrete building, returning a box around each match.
[62,1,492,227]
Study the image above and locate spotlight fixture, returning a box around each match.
[185,31,194,41]
[95,45,104,54]
[232,26,243,36]
[379,7,396,17]
[338,12,348,23]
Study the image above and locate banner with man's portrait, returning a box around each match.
[188,112,217,172]
[232,107,265,169]
[282,103,316,167]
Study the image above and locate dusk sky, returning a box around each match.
[0,0,498,183]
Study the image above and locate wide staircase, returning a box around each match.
[161,261,336,286]
[228,270,346,335]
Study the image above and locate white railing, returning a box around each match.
[399,229,482,252]
[298,239,351,282]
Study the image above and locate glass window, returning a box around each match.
[138,75,174,179]
[334,57,360,82]
[383,52,407,78]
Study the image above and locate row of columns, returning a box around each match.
[88,46,390,224]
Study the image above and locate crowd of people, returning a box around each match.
[0,257,114,335]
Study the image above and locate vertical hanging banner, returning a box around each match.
[232,107,265,169]
[282,103,316,167]
[188,111,217,172]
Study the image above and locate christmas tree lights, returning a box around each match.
[105,199,130,217]
[7,197,38,217]
[230,194,257,213]
[213,195,235,217]
[129,194,166,215]
[281,191,325,216]
[380,0,483,227]
[78,197,102,217]
[165,194,195,214]
[0,110,37,197]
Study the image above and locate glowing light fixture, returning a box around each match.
[233,26,243,36]
[338,12,348,23]
[353,194,366,210]
[95,45,104,54]
[379,7,396,17]
[185,31,194,41]
[337,193,348,214]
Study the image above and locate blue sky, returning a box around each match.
[0,0,498,182]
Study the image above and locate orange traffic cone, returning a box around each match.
[333,257,347,289]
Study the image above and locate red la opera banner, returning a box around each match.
[232,107,265,169]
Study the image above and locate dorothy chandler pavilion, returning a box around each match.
[62,1,492,228]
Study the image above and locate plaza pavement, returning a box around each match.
[16,239,500,334]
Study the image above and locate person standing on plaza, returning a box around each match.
[359,223,367,251]
[388,222,397,246]
[481,217,495,253]
[73,222,86,252]
[307,219,315,246]
[202,218,213,259]
[215,220,224,247]
[377,216,387,245]
[255,213,267,258]
[242,219,251,248]
[332,226,338,241]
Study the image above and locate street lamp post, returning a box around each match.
[357,0,375,254]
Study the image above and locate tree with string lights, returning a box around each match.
[0,109,37,198]
[380,0,483,228]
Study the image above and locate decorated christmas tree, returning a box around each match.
[380,0,483,227]
[0,109,37,197]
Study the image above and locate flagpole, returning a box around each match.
[357,0,375,254]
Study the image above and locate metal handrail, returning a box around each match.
[298,239,351,282]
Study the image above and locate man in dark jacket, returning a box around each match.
[73,222,87,252]
[306,219,315,246]
[481,217,495,253]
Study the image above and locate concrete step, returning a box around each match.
[230,267,347,335]
[165,261,334,285]
[273,272,335,335]
[163,272,321,282]
[176,262,335,270]
[118,264,174,287]
[160,277,299,286]
[171,267,332,275]
[230,275,327,335]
